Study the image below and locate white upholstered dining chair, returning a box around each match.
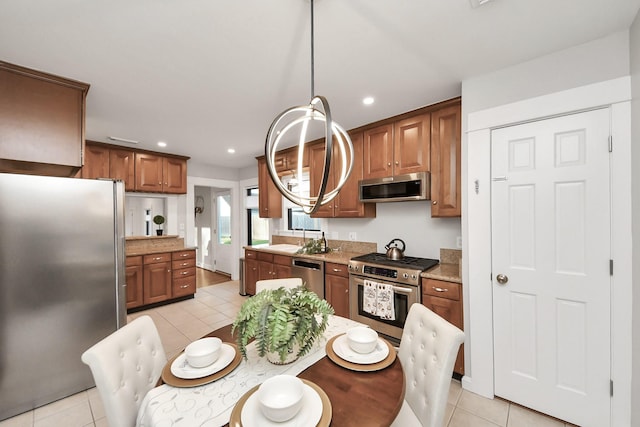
[390,303,465,427]
[81,315,167,427]
[255,277,303,293]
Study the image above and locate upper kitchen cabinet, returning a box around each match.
[309,132,375,218]
[82,141,135,191]
[430,101,461,217]
[135,153,187,194]
[363,113,431,179]
[0,61,89,177]
[274,146,309,175]
[257,157,282,218]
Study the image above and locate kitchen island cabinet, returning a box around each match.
[243,249,293,295]
[422,277,464,376]
[244,250,259,295]
[325,262,350,318]
[430,101,461,217]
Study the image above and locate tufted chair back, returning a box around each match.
[81,315,166,427]
[391,303,465,427]
[255,277,303,293]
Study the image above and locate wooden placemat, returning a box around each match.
[161,343,242,387]
[229,379,331,427]
[325,334,396,372]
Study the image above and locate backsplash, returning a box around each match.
[271,235,377,254]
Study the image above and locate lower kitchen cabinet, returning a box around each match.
[143,253,172,305]
[244,250,259,295]
[125,256,143,309]
[325,262,349,318]
[126,249,196,310]
[244,249,294,295]
[422,277,464,376]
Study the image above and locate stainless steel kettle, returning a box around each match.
[384,238,406,260]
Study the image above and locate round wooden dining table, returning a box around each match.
[205,323,406,427]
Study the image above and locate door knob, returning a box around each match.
[496,274,509,284]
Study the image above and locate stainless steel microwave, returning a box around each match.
[359,172,430,203]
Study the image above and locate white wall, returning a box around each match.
[462,31,630,115]
[629,10,640,427]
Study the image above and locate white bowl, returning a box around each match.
[346,326,379,354]
[184,337,222,368]
[258,375,304,422]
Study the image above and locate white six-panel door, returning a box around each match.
[491,108,611,426]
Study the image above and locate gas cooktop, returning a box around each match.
[350,252,439,271]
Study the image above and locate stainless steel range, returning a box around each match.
[348,253,439,341]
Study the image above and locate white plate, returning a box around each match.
[241,383,322,427]
[170,343,236,379]
[332,334,389,364]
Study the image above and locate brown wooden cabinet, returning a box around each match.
[244,250,259,296]
[309,132,375,218]
[125,256,144,309]
[0,61,89,177]
[273,254,292,278]
[274,146,309,175]
[363,113,430,179]
[135,153,187,194]
[143,253,172,305]
[82,141,135,190]
[172,250,196,297]
[430,102,461,217]
[257,157,282,218]
[422,277,464,376]
[325,262,349,318]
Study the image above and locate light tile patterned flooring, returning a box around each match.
[0,280,576,427]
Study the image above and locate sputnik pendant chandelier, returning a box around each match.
[264,0,353,214]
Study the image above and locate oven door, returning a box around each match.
[348,274,420,341]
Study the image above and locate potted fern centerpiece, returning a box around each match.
[232,285,334,364]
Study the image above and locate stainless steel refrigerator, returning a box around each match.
[0,173,126,421]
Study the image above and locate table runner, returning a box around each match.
[136,315,362,426]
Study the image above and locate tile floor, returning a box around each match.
[0,280,576,427]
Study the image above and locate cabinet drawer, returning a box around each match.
[273,255,292,266]
[245,250,257,260]
[126,256,143,267]
[422,278,461,301]
[325,262,349,277]
[172,258,196,269]
[173,267,196,280]
[143,253,171,264]
[173,276,196,297]
[172,250,195,260]
[257,252,274,262]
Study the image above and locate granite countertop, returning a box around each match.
[422,263,462,283]
[244,245,364,265]
[126,246,197,256]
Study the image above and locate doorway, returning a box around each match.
[491,109,611,426]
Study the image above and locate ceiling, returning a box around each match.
[1,0,639,169]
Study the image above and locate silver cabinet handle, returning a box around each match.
[332,268,342,273]
[432,200,438,205]
[181,271,188,275]
[432,287,448,292]
[496,274,509,284]
[180,284,189,289]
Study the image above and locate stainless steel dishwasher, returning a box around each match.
[291,258,325,298]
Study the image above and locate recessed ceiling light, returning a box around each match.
[363,97,375,105]
[157,141,167,147]
[227,148,236,154]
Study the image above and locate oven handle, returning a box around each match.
[391,286,413,295]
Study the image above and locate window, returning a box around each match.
[288,207,321,231]
[217,193,231,245]
[246,187,269,245]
